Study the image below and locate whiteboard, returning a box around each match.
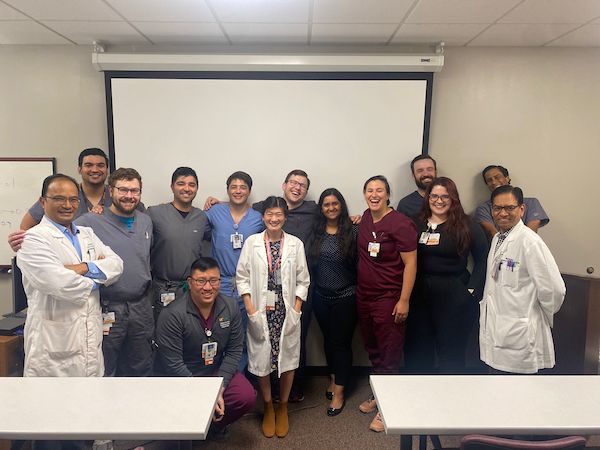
[107,73,432,214]
[0,158,55,267]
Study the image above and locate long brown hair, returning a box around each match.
[417,177,471,255]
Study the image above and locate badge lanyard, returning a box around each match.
[265,233,284,310]
[200,307,217,365]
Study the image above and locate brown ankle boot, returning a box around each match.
[262,401,275,438]
[275,401,289,438]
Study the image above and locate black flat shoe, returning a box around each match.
[326,390,333,400]
[327,400,345,417]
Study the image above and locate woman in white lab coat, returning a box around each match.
[236,196,310,439]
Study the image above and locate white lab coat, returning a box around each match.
[479,221,565,373]
[18,216,123,377]
[236,231,310,377]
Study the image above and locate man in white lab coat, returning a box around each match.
[479,185,565,374]
[18,174,123,378]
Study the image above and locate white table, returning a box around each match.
[370,375,600,450]
[0,377,222,440]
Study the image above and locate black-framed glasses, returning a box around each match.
[429,193,450,202]
[45,196,80,205]
[189,277,221,287]
[113,186,142,196]
[492,205,520,213]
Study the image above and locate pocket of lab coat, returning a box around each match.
[247,311,266,341]
[499,267,519,288]
[491,316,533,351]
[286,308,302,331]
[33,317,86,376]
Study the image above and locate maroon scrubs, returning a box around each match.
[356,209,417,374]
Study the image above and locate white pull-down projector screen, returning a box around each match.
[107,72,433,214]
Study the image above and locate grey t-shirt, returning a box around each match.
[147,203,209,283]
[76,208,153,300]
[396,190,425,220]
[474,197,550,230]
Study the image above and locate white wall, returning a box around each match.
[1,45,598,365]
[0,45,107,315]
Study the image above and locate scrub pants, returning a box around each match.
[404,274,478,374]
[221,276,248,372]
[102,289,155,377]
[152,279,186,322]
[312,291,357,386]
[356,293,406,374]
[212,371,257,430]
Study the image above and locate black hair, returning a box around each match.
[363,175,391,206]
[78,148,109,167]
[284,169,310,189]
[227,171,253,190]
[189,256,220,274]
[310,188,357,263]
[410,154,437,174]
[171,167,198,185]
[261,196,289,217]
[482,165,509,182]
[491,185,523,205]
[41,173,79,197]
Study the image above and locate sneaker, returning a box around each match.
[359,396,377,414]
[369,412,385,432]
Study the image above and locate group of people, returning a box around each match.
[8,148,566,444]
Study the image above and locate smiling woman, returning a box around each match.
[236,196,310,438]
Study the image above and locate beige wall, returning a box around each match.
[1,45,598,365]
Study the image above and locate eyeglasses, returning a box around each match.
[189,277,221,287]
[113,186,142,196]
[429,193,450,202]
[45,196,81,206]
[492,205,520,213]
[287,179,308,190]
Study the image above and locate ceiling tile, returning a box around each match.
[313,0,414,24]
[499,0,600,24]
[406,0,521,24]
[133,22,227,44]
[3,0,120,21]
[0,20,72,44]
[392,23,488,46]
[311,23,396,43]
[224,22,307,44]
[468,23,579,46]
[105,0,214,22]
[547,24,600,46]
[210,0,309,23]
[0,2,29,20]
[41,20,148,45]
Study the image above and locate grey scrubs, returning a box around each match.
[76,208,154,376]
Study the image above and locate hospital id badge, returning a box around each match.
[231,233,244,249]
[368,242,380,257]
[266,290,276,311]
[102,312,115,336]
[202,342,218,365]
[160,292,176,307]
[426,233,440,245]
[419,232,429,244]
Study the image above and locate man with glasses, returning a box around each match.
[155,257,256,439]
[17,174,123,449]
[76,168,154,376]
[475,165,549,240]
[147,167,209,319]
[479,185,565,374]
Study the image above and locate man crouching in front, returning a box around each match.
[155,257,256,440]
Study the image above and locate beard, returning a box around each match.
[415,176,433,191]
[111,198,138,215]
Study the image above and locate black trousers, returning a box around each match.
[312,291,357,387]
[404,274,478,374]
